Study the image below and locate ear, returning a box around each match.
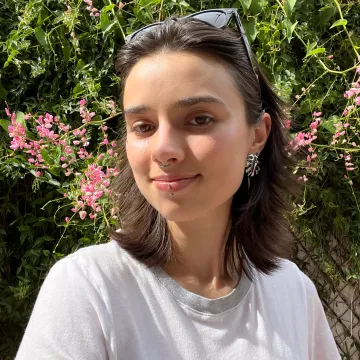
[248,112,271,154]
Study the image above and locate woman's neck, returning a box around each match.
[164,200,239,296]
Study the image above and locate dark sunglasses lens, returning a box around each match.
[192,11,228,28]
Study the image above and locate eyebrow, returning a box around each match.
[124,95,225,115]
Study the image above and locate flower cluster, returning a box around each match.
[6,99,119,223]
[7,111,28,151]
[70,164,119,220]
[83,0,100,17]
[289,112,321,152]
[343,67,360,115]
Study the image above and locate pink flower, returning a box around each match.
[310,121,318,130]
[10,136,30,151]
[80,99,86,106]
[356,67,360,73]
[28,158,35,163]
[346,167,355,171]
[312,112,322,117]
[301,87,306,92]
[311,153,317,159]
[119,1,125,8]
[355,97,360,106]
[307,155,311,162]
[102,138,109,145]
[79,211,87,220]
[327,55,334,59]
[284,120,291,129]
[89,213,97,219]
[107,100,115,108]
[343,110,348,116]
[295,95,300,100]
[73,140,80,145]
[65,217,70,223]
[5,107,11,117]
[36,171,41,177]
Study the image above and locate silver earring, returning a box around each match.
[245,153,260,192]
[159,161,171,169]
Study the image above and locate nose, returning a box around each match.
[151,121,186,167]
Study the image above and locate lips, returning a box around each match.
[152,174,200,193]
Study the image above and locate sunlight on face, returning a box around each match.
[123,51,254,222]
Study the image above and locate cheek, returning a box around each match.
[126,138,150,177]
[192,127,248,173]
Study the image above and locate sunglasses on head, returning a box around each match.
[125,8,255,73]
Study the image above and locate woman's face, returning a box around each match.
[123,51,265,222]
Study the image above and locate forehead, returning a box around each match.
[123,51,244,111]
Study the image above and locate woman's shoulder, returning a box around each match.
[49,240,140,289]
[256,258,318,299]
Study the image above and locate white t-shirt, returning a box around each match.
[16,240,340,360]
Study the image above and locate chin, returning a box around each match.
[147,198,204,222]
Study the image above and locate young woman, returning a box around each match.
[16,9,340,360]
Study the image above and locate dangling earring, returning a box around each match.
[245,153,260,192]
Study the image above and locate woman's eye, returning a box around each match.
[188,115,214,126]
[132,123,154,133]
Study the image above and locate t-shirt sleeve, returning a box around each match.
[303,273,341,360]
[15,256,110,360]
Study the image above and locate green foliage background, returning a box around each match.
[1,0,360,358]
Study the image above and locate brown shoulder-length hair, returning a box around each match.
[111,17,300,282]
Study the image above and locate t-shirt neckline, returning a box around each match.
[149,265,252,315]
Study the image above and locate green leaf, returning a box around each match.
[73,83,83,95]
[48,178,61,187]
[76,59,86,70]
[102,4,115,12]
[15,112,27,129]
[62,40,71,63]
[41,149,52,164]
[318,7,337,26]
[321,115,339,134]
[103,21,117,36]
[243,19,258,43]
[179,0,190,7]
[249,0,267,13]
[48,167,60,177]
[284,0,297,16]
[34,27,49,51]
[100,12,111,31]
[330,19,347,29]
[239,0,252,12]
[0,119,10,132]
[305,47,326,57]
[285,19,298,42]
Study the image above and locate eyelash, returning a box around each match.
[130,115,215,135]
